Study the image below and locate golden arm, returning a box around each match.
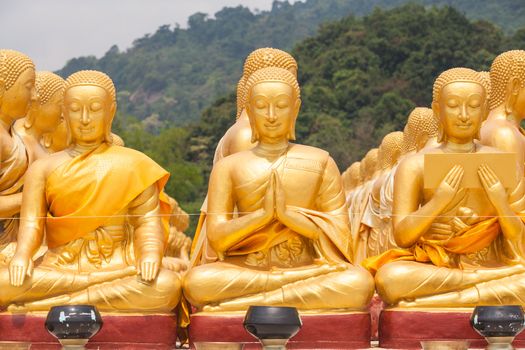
[206,161,273,256]
[128,184,165,281]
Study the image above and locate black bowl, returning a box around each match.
[45,305,103,340]
[470,305,525,338]
[243,306,302,340]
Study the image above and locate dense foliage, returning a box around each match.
[57,0,525,125]
[60,2,525,235]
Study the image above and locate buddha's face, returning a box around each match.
[64,85,113,145]
[0,68,36,120]
[247,81,299,143]
[32,91,63,134]
[435,81,486,143]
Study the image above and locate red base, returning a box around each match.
[0,313,177,349]
[189,312,371,349]
[379,309,525,349]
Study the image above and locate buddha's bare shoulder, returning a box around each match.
[29,151,70,176]
[287,143,330,162]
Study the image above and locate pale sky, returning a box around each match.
[0,0,300,71]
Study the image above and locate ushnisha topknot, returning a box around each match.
[489,50,525,110]
[35,71,65,105]
[237,48,297,118]
[379,131,404,170]
[65,70,116,103]
[244,67,300,103]
[0,49,35,91]
[432,67,489,105]
[402,107,438,154]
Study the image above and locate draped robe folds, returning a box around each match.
[194,146,352,266]
[185,145,374,311]
[45,143,171,249]
[0,143,182,313]
[367,178,525,306]
[0,130,28,256]
[349,180,374,264]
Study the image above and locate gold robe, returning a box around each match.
[0,130,28,252]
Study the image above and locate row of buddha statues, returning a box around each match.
[1,46,525,329]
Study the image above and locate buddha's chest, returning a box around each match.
[232,156,325,209]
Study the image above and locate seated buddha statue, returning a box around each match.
[366,131,404,257]
[1,70,184,312]
[191,48,299,265]
[0,49,35,258]
[14,71,64,163]
[366,67,525,307]
[184,67,374,312]
[480,50,525,176]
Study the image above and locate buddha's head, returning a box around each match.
[345,161,362,191]
[402,107,438,154]
[489,50,525,119]
[237,48,297,119]
[379,131,404,170]
[361,148,379,182]
[63,70,116,146]
[432,67,489,144]
[25,71,65,134]
[0,49,36,122]
[244,67,301,144]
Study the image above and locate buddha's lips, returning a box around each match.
[264,123,281,129]
[455,123,472,129]
[78,127,94,133]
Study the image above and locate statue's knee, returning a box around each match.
[155,269,182,306]
[375,262,407,303]
[182,266,209,307]
[340,267,375,306]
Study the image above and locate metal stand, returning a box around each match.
[486,336,515,350]
[260,338,288,350]
[58,339,88,350]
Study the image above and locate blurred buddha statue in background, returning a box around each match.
[366,131,404,257]
[0,49,35,260]
[14,71,64,162]
[350,148,379,263]
[1,70,184,312]
[481,50,525,176]
[184,67,374,312]
[366,67,525,308]
[343,161,362,198]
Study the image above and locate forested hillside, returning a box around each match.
[99,4,525,235]
[57,0,525,126]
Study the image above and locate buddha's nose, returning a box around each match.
[266,106,277,122]
[459,104,469,122]
[81,106,90,124]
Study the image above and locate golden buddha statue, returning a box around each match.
[192,48,299,265]
[343,161,362,196]
[14,71,65,162]
[366,131,404,257]
[184,67,374,312]
[480,50,525,176]
[213,48,298,163]
[376,107,438,237]
[0,49,35,258]
[1,70,184,312]
[366,67,525,308]
[350,148,379,263]
[166,195,191,262]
